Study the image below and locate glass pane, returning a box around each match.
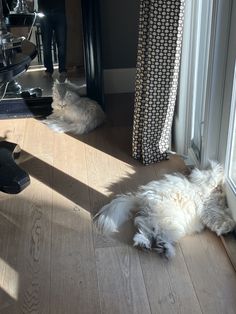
[228,105,236,189]
[227,63,236,194]
[225,62,236,219]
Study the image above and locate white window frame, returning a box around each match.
[175,0,232,167]
[225,75,236,219]
[219,0,236,218]
[176,0,236,216]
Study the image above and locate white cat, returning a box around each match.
[44,80,106,134]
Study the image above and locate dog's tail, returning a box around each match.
[93,193,137,234]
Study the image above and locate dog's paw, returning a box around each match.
[133,232,176,258]
[215,220,236,236]
[153,241,176,259]
[133,232,151,250]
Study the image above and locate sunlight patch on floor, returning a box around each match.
[0,258,19,300]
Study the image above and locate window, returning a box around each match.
[176,0,236,216]
[225,64,236,218]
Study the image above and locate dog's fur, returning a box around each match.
[44,80,106,134]
[94,162,236,258]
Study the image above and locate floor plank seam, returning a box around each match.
[137,251,157,314]
[220,236,236,273]
[179,243,204,314]
[85,140,103,314]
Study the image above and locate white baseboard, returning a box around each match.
[104,68,136,94]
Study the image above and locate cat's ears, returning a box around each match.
[54,78,69,84]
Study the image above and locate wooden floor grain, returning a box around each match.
[0,117,236,314]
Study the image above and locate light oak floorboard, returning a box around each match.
[84,126,135,249]
[50,132,101,314]
[221,234,236,272]
[95,246,151,314]
[0,119,236,314]
[139,246,202,314]
[180,230,236,314]
[0,118,27,312]
[1,118,54,313]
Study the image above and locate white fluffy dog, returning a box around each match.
[94,162,236,258]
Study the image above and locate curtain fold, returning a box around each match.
[132,0,185,165]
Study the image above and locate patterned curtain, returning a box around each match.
[132,0,185,165]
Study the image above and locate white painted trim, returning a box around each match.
[224,60,236,218]
[190,0,215,165]
[219,0,236,164]
[225,184,236,220]
[224,60,236,179]
[175,0,215,158]
[218,0,236,218]
[174,0,195,155]
[201,0,232,167]
[175,0,232,168]
[103,68,136,94]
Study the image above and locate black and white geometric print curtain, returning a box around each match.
[132,0,185,165]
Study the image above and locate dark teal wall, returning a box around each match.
[100,0,140,69]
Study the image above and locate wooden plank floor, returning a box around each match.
[0,118,236,314]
